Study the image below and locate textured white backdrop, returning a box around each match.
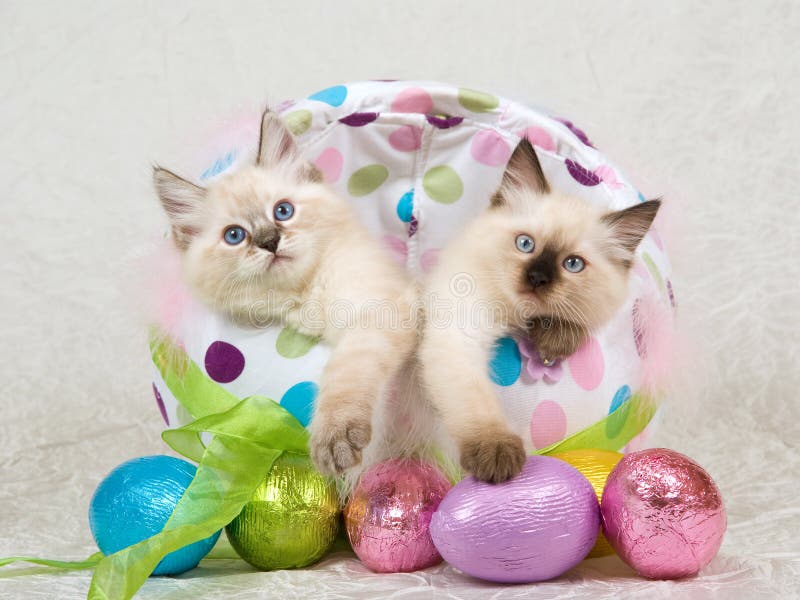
[1,1,798,598]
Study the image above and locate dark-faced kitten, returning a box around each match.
[419,138,660,483]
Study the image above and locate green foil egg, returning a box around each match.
[225,454,339,570]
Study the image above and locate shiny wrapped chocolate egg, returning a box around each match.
[601,448,726,579]
[225,453,339,570]
[430,455,600,583]
[89,455,221,576]
[551,449,623,558]
[344,458,451,572]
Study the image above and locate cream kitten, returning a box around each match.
[153,109,417,477]
[419,138,660,483]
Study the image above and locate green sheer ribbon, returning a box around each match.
[1,331,656,599]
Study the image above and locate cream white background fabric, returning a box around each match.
[1,1,798,598]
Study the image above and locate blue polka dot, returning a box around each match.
[280,381,319,427]
[308,85,348,107]
[606,384,632,439]
[396,190,414,222]
[489,337,521,386]
[637,191,646,203]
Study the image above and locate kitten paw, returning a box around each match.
[309,418,372,476]
[529,317,587,362]
[460,428,526,483]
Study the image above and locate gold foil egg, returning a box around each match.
[225,453,339,570]
[550,449,623,558]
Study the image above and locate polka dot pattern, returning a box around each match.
[204,341,245,383]
[308,85,348,107]
[565,159,601,186]
[391,87,433,114]
[470,130,512,166]
[489,337,521,386]
[530,400,567,449]
[520,126,555,152]
[284,109,312,135]
[388,125,423,152]
[566,336,604,391]
[339,112,379,127]
[348,164,389,196]
[458,88,499,113]
[420,248,440,273]
[276,327,319,359]
[314,148,343,183]
[606,384,632,439]
[423,166,463,204]
[280,381,319,427]
[396,190,414,222]
[426,115,463,129]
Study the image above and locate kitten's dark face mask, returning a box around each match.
[488,138,661,360]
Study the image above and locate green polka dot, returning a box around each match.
[457,88,499,113]
[276,327,320,358]
[423,166,463,204]
[347,164,389,197]
[284,110,312,135]
[642,252,665,294]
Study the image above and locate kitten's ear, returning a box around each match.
[492,137,550,208]
[153,167,207,251]
[257,108,322,182]
[602,199,661,257]
[257,108,300,167]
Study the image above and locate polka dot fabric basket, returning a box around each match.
[151,80,675,456]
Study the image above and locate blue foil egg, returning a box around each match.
[88,455,221,575]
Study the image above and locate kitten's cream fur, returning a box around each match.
[154,110,417,478]
[419,139,660,483]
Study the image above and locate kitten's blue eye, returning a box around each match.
[273,200,295,222]
[563,256,585,273]
[223,226,247,245]
[515,234,535,253]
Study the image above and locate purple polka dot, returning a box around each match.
[565,159,601,186]
[204,341,245,383]
[152,383,169,425]
[339,112,379,127]
[426,115,463,129]
[556,118,594,147]
[409,216,418,237]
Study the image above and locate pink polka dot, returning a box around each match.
[530,400,567,449]
[420,248,440,273]
[594,165,623,190]
[389,125,423,152]
[520,126,556,152]
[313,147,343,183]
[382,235,408,266]
[470,130,512,166]
[566,336,605,391]
[391,87,433,114]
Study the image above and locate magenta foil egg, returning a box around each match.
[430,456,600,583]
[344,459,451,572]
[601,448,726,579]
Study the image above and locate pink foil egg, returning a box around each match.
[430,456,600,583]
[601,448,726,579]
[344,459,451,572]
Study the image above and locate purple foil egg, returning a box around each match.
[345,459,451,572]
[601,448,726,579]
[430,456,600,583]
